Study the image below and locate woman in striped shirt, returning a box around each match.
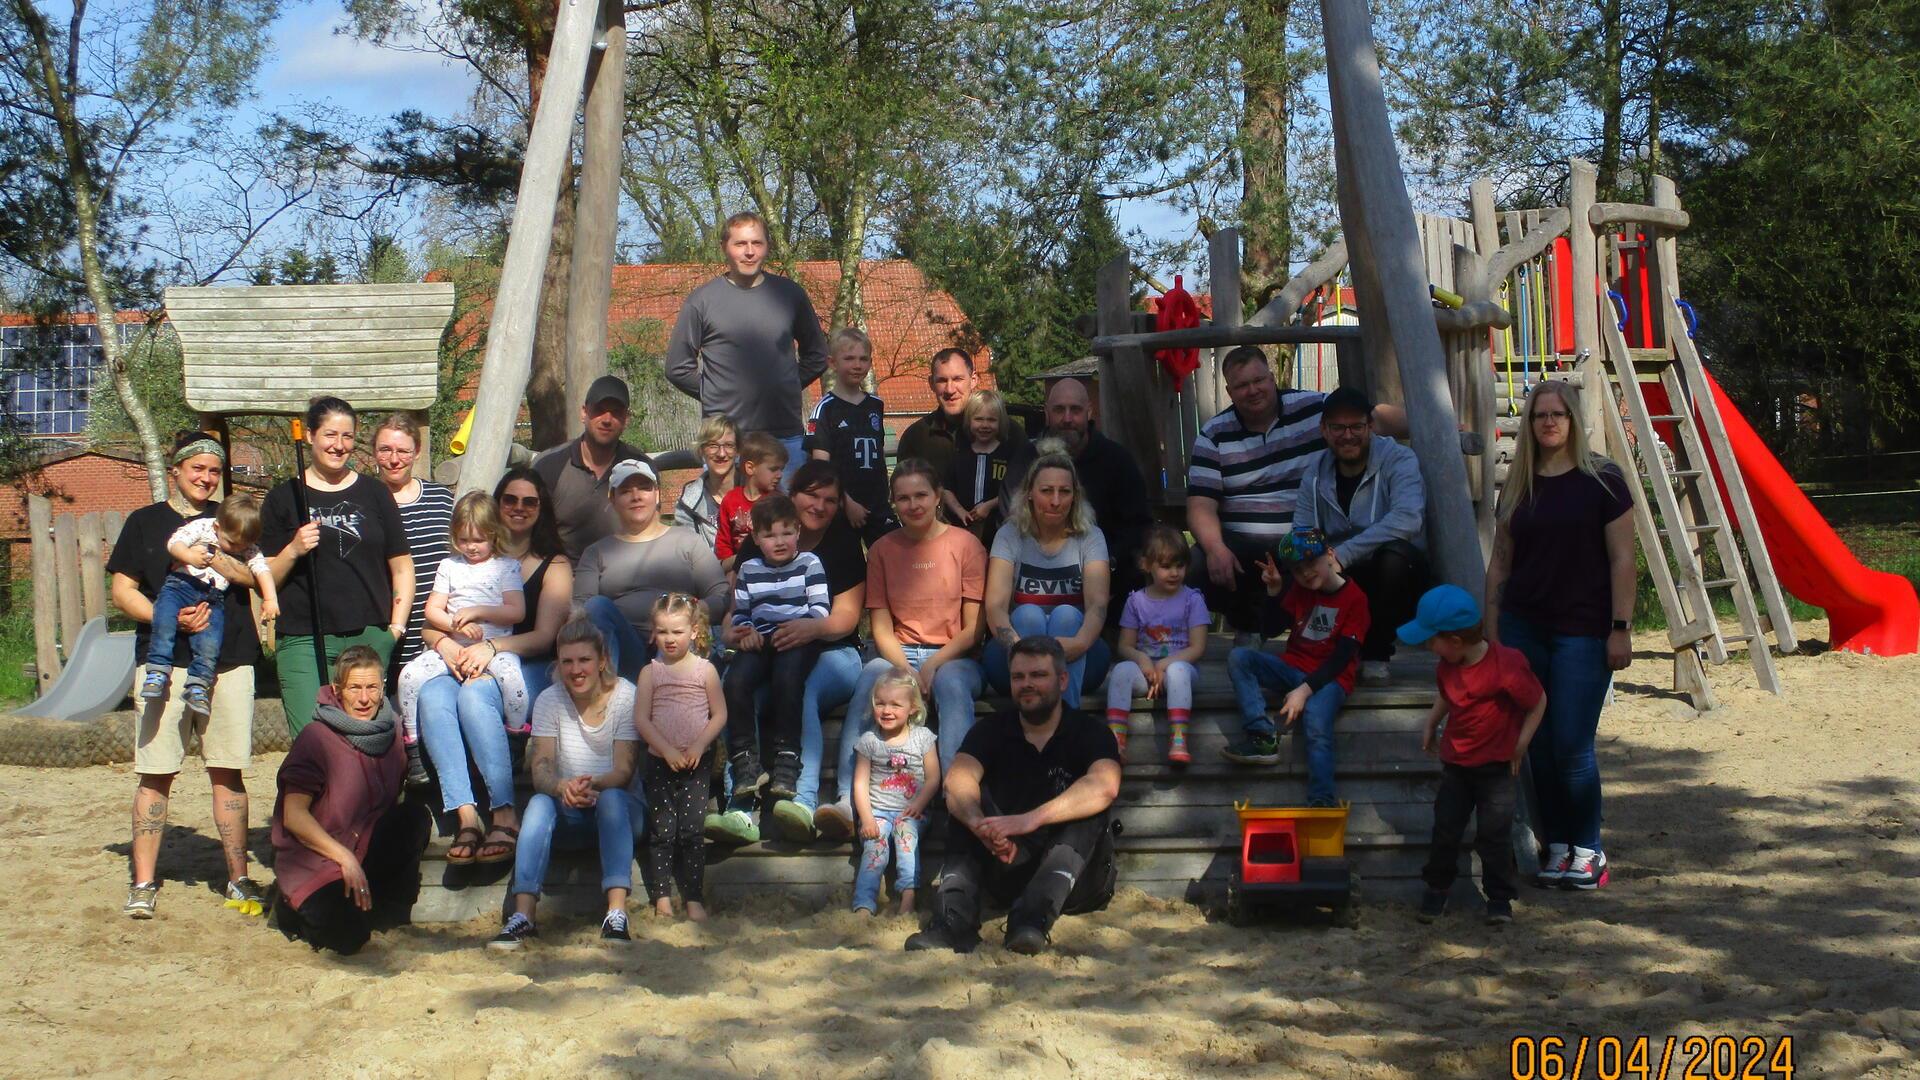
[374,414,454,676]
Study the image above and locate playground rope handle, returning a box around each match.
[1608,289,1631,332]
[1675,298,1699,339]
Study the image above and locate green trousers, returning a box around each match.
[277,626,396,736]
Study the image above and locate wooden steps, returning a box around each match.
[410,638,1441,922]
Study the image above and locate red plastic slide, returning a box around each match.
[1661,372,1919,656]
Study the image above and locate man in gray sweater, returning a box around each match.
[665,212,830,486]
[1293,386,1428,682]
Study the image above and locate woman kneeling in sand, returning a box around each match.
[271,646,429,954]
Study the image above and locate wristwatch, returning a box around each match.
[1611,619,1630,632]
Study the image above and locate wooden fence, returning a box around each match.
[27,495,124,693]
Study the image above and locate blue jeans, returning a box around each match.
[982,604,1111,708]
[796,645,863,812]
[853,810,921,912]
[1500,613,1610,851]
[519,654,554,706]
[147,572,224,687]
[583,595,649,681]
[1227,648,1347,804]
[838,646,983,800]
[777,434,806,490]
[416,674,516,814]
[510,789,644,897]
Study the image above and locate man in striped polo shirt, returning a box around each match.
[1188,346,1405,640]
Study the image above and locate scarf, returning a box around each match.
[312,699,397,757]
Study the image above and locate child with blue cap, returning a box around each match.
[1400,583,1547,924]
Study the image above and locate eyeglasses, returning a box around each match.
[702,441,737,453]
[499,494,542,509]
[1532,410,1571,424]
[375,446,417,458]
[1325,422,1369,436]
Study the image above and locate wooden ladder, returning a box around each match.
[1598,302,1785,709]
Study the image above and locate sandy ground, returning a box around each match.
[3,620,1918,1079]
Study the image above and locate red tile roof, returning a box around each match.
[435,259,994,421]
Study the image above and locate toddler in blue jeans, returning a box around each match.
[851,667,941,915]
[1222,528,1370,806]
[143,496,277,716]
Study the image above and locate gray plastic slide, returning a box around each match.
[17,617,137,723]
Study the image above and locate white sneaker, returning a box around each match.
[1562,846,1609,890]
[1360,660,1391,685]
[1535,843,1571,887]
[813,799,854,840]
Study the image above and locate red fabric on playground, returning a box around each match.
[1154,275,1203,389]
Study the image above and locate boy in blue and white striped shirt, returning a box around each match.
[720,494,831,824]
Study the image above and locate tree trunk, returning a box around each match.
[19,2,166,499]
[1239,0,1292,303]
[1596,0,1627,199]
[830,179,869,331]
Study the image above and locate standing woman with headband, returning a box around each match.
[264,396,414,734]
[111,431,270,919]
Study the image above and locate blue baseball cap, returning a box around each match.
[1397,584,1482,645]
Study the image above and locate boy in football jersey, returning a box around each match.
[1221,528,1370,806]
[805,327,895,546]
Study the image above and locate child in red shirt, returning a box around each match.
[1399,584,1546,925]
[714,431,790,569]
[1222,528,1370,806]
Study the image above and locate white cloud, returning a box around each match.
[263,4,477,114]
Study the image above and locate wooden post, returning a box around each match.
[1469,180,1500,272]
[77,512,105,621]
[1330,125,1401,405]
[1458,245,1498,558]
[1095,256,1167,501]
[564,0,626,438]
[457,0,599,495]
[1321,0,1484,598]
[29,495,59,689]
[411,409,434,481]
[1568,159,1604,435]
[1205,228,1242,420]
[52,513,82,654]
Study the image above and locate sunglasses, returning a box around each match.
[499,494,542,509]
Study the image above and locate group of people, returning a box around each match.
[112,210,1635,953]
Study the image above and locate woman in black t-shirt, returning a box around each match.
[108,430,268,919]
[263,397,413,736]
[1485,380,1637,892]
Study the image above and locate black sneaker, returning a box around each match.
[766,750,801,801]
[403,743,431,789]
[1221,732,1281,766]
[1417,888,1449,923]
[487,912,535,951]
[1308,796,1339,809]
[1004,922,1050,956]
[728,750,764,799]
[601,909,631,941]
[905,917,979,954]
[1485,898,1514,925]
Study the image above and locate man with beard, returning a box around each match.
[906,636,1121,956]
[1294,386,1427,683]
[531,374,654,561]
[1011,377,1155,598]
[897,347,1030,482]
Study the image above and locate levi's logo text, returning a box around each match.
[1014,563,1082,606]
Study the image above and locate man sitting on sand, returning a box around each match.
[907,636,1121,956]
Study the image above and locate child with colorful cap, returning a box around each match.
[1400,583,1547,925]
[1221,528,1370,807]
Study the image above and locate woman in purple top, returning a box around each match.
[1484,380,1636,892]
[271,646,429,955]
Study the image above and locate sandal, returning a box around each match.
[447,825,484,865]
[476,824,519,865]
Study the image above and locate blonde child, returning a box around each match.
[633,593,726,921]
[942,389,1031,543]
[714,431,790,568]
[1400,585,1546,925]
[805,327,894,544]
[1105,524,1210,763]
[397,493,529,785]
[142,494,280,717]
[851,667,941,915]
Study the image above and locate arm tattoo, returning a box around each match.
[529,744,558,798]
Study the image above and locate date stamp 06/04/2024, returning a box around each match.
[1509,1035,1797,1080]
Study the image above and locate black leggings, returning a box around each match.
[721,642,821,762]
[275,799,430,955]
[643,750,710,903]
